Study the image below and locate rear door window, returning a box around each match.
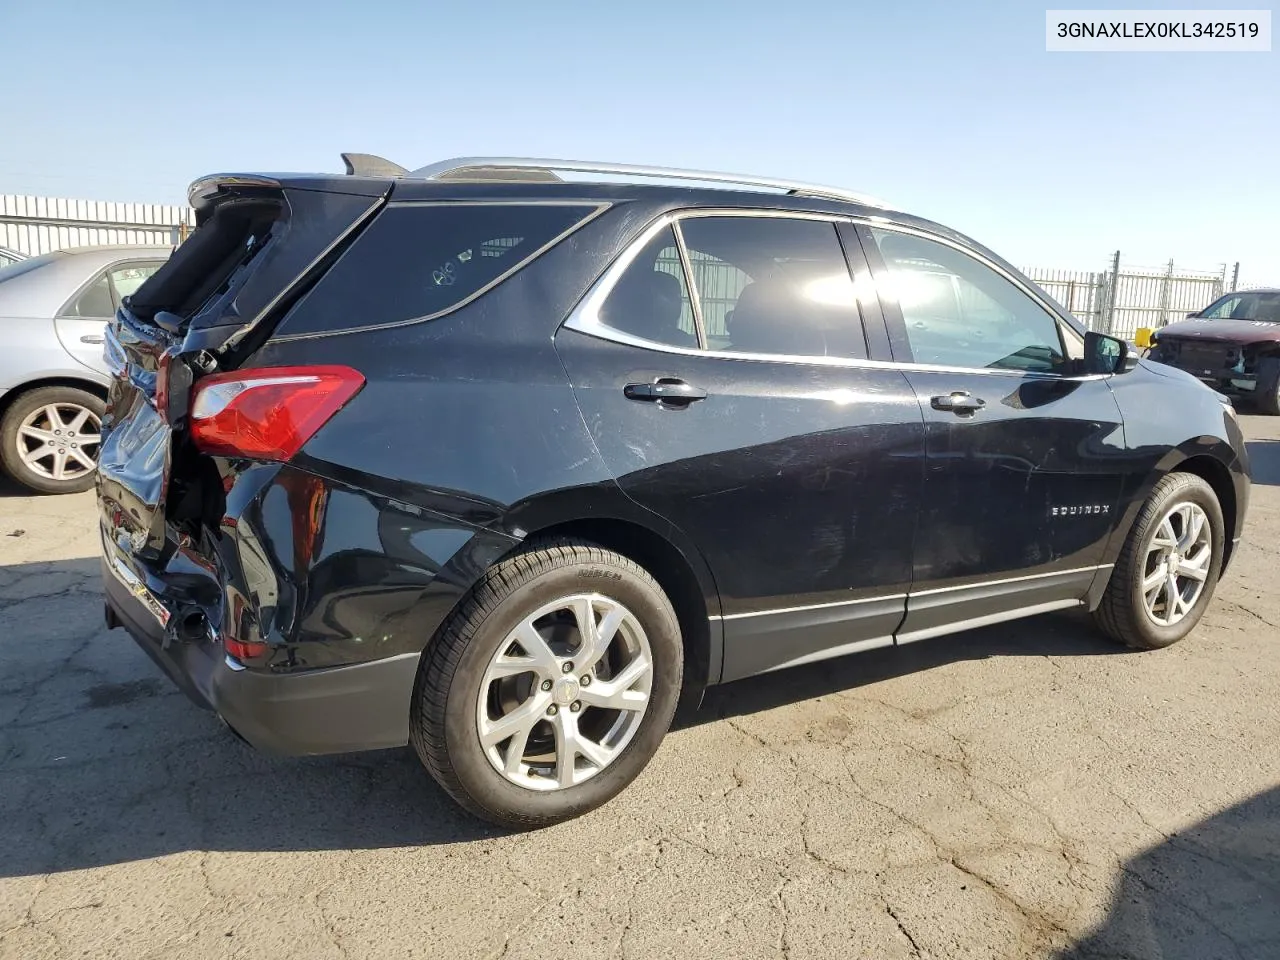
[109,262,164,302]
[276,202,602,337]
[62,261,166,318]
[595,226,699,348]
[678,216,867,360]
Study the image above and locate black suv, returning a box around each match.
[99,155,1251,827]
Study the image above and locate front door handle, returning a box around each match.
[930,391,986,416]
[80,334,105,345]
[624,378,708,406]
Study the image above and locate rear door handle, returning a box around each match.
[930,391,986,415]
[624,379,708,406]
[80,334,105,345]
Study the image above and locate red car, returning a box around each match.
[1146,289,1280,414]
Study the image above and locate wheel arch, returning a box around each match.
[1102,439,1244,581]
[489,484,724,700]
[516,515,720,703]
[0,377,109,421]
[1171,452,1239,571]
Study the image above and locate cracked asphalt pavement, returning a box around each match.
[2,415,1278,960]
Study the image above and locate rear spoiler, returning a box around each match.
[186,156,408,205]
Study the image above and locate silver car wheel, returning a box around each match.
[15,403,101,482]
[1141,501,1213,627]
[476,593,653,791]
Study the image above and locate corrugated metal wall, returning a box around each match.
[0,195,194,256]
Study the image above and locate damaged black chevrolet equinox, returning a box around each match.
[99,155,1251,827]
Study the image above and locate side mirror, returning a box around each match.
[1084,331,1132,375]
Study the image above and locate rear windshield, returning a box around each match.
[1201,291,1280,322]
[128,198,281,322]
[273,202,600,337]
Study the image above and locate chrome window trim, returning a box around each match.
[670,221,707,349]
[707,564,1113,621]
[269,200,612,342]
[562,207,1106,381]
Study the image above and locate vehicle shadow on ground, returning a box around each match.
[1,555,1134,880]
[1246,439,1280,487]
[1056,785,1280,959]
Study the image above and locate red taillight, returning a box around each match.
[189,365,364,461]
[224,637,269,661]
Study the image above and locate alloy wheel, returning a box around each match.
[1141,501,1213,627]
[15,403,101,482]
[476,594,653,791]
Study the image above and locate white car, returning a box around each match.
[0,245,172,493]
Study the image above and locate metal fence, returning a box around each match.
[0,195,193,256]
[1024,255,1236,340]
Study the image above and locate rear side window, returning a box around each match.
[111,262,164,300]
[67,274,115,317]
[277,203,600,336]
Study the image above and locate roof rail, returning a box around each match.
[408,157,888,208]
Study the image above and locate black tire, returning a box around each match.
[410,538,683,829]
[1093,472,1224,650]
[0,386,105,495]
[1255,357,1280,416]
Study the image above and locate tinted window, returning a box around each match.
[68,274,115,318]
[679,217,866,359]
[597,227,698,348]
[280,203,598,335]
[868,229,1066,373]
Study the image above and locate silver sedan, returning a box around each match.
[0,245,171,493]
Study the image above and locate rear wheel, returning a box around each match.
[1093,472,1224,649]
[0,386,104,494]
[410,539,683,828]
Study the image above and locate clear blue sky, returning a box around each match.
[1,0,1276,280]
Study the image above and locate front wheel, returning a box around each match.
[1255,356,1280,415]
[0,386,105,494]
[1093,472,1224,649]
[410,539,683,828]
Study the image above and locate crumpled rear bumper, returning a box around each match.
[102,539,420,756]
